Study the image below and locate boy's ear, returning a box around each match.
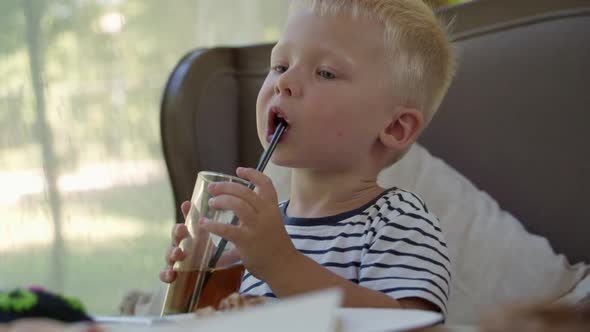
[378,106,424,150]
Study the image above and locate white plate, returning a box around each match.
[94,313,198,325]
[336,308,442,332]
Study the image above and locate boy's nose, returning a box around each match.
[274,85,293,96]
[274,76,300,97]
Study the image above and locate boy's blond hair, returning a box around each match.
[289,0,456,122]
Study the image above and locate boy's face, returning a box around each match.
[256,10,395,172]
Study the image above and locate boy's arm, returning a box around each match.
[266,251,438,311]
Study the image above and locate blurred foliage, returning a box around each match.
[0,0,289,170]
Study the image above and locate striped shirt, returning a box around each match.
[239,187,451,314]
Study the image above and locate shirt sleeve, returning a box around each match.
[359,198,451,315]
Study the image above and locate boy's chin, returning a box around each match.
[268,157,331,170]
[268,151,314,169]
[268,154,295,168]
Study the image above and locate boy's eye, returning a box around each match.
[317,70,336,80]
[272,65,288,73]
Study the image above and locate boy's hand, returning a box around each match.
[217,292,267,311]
[159,201,191,283]
[201,167,300,281]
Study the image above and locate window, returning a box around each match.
[0,0,288,314]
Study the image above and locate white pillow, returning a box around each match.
[558,273,590,305]
[265,144,589,324]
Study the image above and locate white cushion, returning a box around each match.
[265,144,588,324]
[558,273,590,305]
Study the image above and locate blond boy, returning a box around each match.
[161,0,455,315]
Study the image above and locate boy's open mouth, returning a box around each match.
[267,106,289,143]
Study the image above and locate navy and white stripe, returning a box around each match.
[239,187,451,315]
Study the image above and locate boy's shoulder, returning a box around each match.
[365,187,433,217]
[379,187,431,214]
[361,187,441,232]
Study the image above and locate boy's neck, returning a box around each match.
[286,169,384,219]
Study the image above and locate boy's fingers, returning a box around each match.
[208,195,256,223]
[200,218,240,244]
[165,246,185,266]
[159,268,176,283]
[181,201,191,218]
[208,182,262,211]
[236,168,277,202]
[171,224,189,245]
